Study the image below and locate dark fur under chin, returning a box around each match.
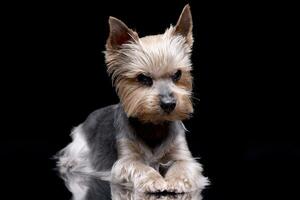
[128,117,171,149]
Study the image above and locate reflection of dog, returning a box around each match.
[111,184,203,200]
[56,4,208,198]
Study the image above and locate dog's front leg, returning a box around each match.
[111,138,167,192]
[164,134,209,193]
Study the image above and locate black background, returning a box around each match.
[2,0,299,200]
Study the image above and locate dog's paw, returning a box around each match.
[135,174,167,193]
[165,175,192,193]
[165,174,209,193]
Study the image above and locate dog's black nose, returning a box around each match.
[160,97,176,113]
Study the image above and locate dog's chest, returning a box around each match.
[129,118,170,149]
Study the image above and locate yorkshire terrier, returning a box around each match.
[57,4,209,199]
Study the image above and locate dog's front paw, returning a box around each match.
[165,174,208,193]
[135,173,167,193]
[165,175,192,193]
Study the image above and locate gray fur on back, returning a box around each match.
[81,104,120,171]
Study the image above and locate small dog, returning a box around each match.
[57,4,209,199]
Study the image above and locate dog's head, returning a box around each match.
[104,5,194,123]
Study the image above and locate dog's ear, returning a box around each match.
[106,17,139,49]
[174,4,193,46]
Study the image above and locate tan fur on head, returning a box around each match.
[104,5,194,123]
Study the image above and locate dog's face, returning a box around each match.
[104,5,194,123]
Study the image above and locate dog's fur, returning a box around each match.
[56,4,209,199]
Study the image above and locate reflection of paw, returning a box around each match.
[135,174,167,193]
[111,183,204,200]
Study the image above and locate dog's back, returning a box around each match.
[81,104,119,171]
[56,104,120,199]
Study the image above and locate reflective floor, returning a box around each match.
[62,173,203,200]
[110,184,202,200]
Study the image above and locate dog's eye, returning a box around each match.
[137,74,153,86]
[171,70,182,82]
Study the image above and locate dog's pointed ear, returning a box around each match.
[174,4,193,46]
[106,17,139,49]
